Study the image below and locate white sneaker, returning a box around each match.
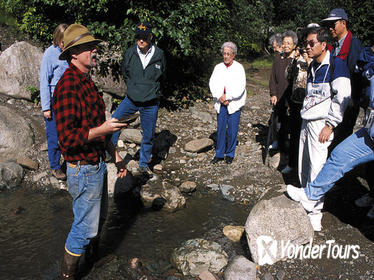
[281,165,293,174]
[286,184,318,212]
[269,140,278,150]
[355,193,374,208]
[367,205,374,219]
[308,212,322,231]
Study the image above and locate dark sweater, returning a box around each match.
[122,44,166,102]
[269,53,293,99]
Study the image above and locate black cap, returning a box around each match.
[135,22,152,38]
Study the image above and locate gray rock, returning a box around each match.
[0,162,24,190]
[184,138,213,153]
[263,272,274,280]
[161,183,186,212]
[0,41,43,100]
[33,171,48,182]
[0,105,34,162]
[199,270,219,280]
[220,185,234,196]
[179,181,197,193]
[119,128,142,144]
[223,255,256,280]
[207,184,220,191]
[140,183,161,207]
[171,238,228,277]
[268,153,280,170]
[190,108,213,123]
[16,156,39,170]
[245,195,314,265]
[275,269,286,280]
[153,164,163,173]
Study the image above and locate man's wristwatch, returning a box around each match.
[325,121,334,130]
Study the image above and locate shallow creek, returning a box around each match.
[0,186,251,279]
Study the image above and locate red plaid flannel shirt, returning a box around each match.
[52,64,106,164]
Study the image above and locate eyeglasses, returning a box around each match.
[305,40,320,47]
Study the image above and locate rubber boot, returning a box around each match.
[58,250,80,279]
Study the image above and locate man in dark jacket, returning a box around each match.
[111,22,166,177]
[321,8,363,149]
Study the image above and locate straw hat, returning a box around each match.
[59,24,102,60]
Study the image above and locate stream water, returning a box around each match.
[0,185,251,279]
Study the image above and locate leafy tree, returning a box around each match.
[1,0,373,108]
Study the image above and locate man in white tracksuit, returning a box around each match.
[295,27,351,230]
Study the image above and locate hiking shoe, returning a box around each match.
[355,193,374,208]
[367,205,374,219]
[211,157,224,164]
[286,184,318,212]
[225,156,233,164]
[281,165,293,174]
[52,168,66,181]
[308,212,322,231]
[139,166,153,178]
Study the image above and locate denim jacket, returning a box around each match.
[40,45,68,111]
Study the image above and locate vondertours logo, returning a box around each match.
[257,235,360,265]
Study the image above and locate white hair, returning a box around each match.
[221,42,237,55]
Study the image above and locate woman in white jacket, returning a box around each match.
[209,42,246,164]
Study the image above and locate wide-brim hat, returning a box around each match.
[321,8,348,22]
[59,24,102,60]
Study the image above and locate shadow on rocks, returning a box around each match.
[322,167,374,242]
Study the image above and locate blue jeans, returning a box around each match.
[111,97,158,168]
[216,106,241,158]
[44,111,62,170]
[305,128,374,200]
[65,161,108,256]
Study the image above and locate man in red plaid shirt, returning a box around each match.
[53,24,127,279]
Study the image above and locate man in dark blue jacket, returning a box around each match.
[111,22,166,177]
[321,8,363,149]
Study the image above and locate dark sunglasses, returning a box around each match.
[304,40,320,47]
[135,34,149,41]
[325,20,340,29]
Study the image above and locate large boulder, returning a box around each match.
[0,41,43,100]
[245,195,314,265]
[171,238,228,277]
[0,105,34,162]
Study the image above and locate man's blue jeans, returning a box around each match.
[44,111,62,170]
[65,161,108,256]
[216,106,241,158]
[111,97,158,168]
[305,128,374,201]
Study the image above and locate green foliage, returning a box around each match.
[26,85,40,105]
[2,0,373,108]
